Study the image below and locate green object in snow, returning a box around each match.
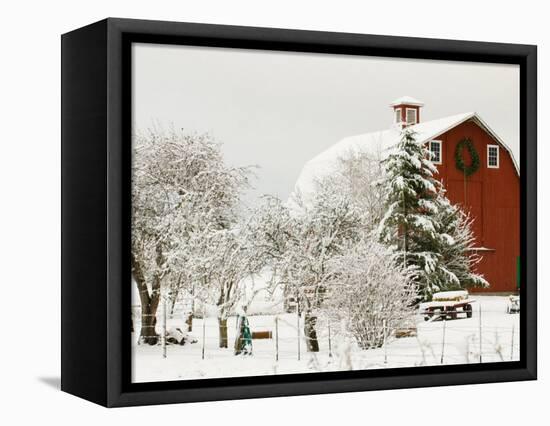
[234,315,253,355]
[242,317,252,343]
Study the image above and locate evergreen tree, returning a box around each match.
[377,128,444,300]
[378,128,488,300]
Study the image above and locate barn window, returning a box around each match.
[487,145,499,168]
[394,108,402,123]
[429,140,442,164]
[406,108,417,125]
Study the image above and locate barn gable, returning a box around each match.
[292,110,518,207]
[423,113,519,176]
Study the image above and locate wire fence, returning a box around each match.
[132,302,520,367]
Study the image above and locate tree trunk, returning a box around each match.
[185,295,195,331]
[304,312,320,352]
[234,317,244,355]
[132,250,160,345]
[218,317,228,348]
[185,312,193,332]
[140,302,159,345]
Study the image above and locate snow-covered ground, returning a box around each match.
[132,295,519,383]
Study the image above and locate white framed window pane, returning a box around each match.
[406,108,417,124]
[429,141,442,163]
[488,145,499,167]
[395,109,401,123]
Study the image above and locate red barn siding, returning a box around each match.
[433,120,519,293]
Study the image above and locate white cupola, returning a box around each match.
[390,96,424,128]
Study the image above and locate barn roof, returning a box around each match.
[291,112,519,207]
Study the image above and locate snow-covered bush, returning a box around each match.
[324,238,417,349]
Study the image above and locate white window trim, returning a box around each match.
[487,144,500,168]
[429,140,443,164]
[405,108,417,125]
[394,108,402,124]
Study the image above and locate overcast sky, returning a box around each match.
[132,43,519,202]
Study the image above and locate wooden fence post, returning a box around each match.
[296,287,300,361]
[383,319,388,365]
[328,322,333,358]
[201,313,206,360]
[479,304,483,363]
[440,318,447,365]
[510,323,515,361]
[275,316,279,362]
[162,298,167,359]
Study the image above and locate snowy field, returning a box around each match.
[132,295,519,383]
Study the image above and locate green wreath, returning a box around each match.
[454,138,480,177]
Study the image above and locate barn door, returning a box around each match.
[447,180,483,244]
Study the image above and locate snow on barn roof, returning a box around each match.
[291,112,519,207]
[390,96,425,107]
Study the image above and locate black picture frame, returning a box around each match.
[61,17,537,407]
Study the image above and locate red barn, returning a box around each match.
[294,96,520,293]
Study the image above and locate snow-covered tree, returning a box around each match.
[242,196,293,270]
[183,201,275,349]
[203,230,249,348]
[323,238,417,349]
[328,149,386,234]
[132,129,250,344]
[240,191,353,352]
[277,181,365,352]
[377,128,444,300]
[378,128,487,300]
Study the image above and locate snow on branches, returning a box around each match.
[377,127,487,300]
[131,129,252,344]
[325,150,386,234]
[323,239,417,349]
[257,179,367,351]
